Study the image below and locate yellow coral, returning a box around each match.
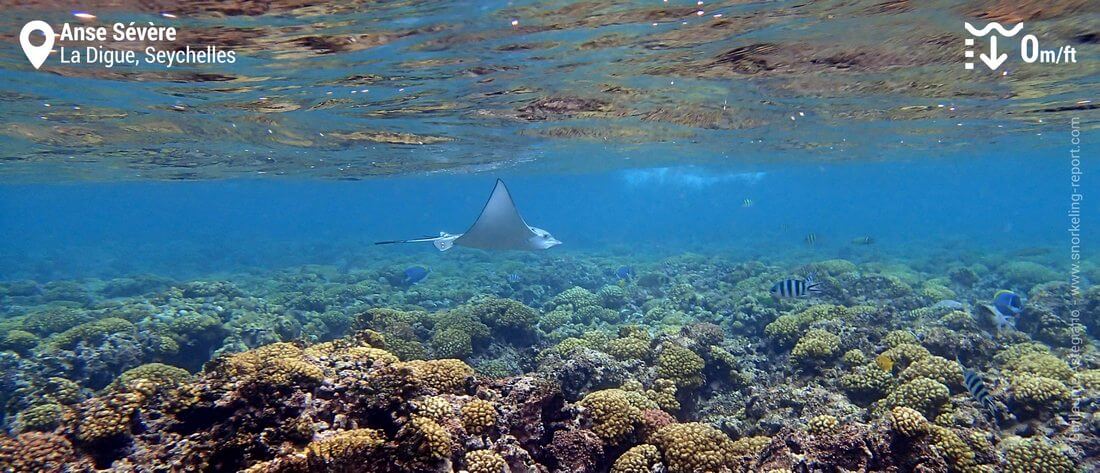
[807,414,839,435]
[928,425,978,471]
[401,359,474,393]
[729,435,771,456]
[403,416,453,459]
[611,444,660,473]
[306,429,384,466]
[578,389,641,444]
[888,406,928,437]
[464,449,507,473]
[76,391,144,442]
[414,396,454,422]
[882,377,950,417]
[1002,436,1076,473]
[656,344,704,388]
[650,423,738,473]
[791,329,840,362]
[1012,375,1071,412]
[219,342,324,387]
[460,399,498,435]
[899,356,962,388]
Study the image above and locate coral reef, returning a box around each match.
[0,251,1094,472]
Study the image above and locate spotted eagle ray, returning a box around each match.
[375,179,561,251]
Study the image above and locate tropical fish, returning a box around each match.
[770,275,821,299]
[506,273,522,283]
[851,236,874,245]
[993,290,1023,316]
[742,198,754,208]
[976,303,1016,332]
[616,266,635,280]
[804,233,817,246]
[403,266,430,285]
[875,353,895,372]
[959,359,1001,421]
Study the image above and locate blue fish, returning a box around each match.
[403,266,430,285]
[993,290,1023,316]
[615,266,635,280]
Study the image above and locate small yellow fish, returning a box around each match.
[875,353,895,372]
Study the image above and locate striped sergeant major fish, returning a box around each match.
[804,232,817,246]
[959,358,1000,421]
[770,275,822,299]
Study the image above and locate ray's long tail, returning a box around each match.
[374,233,457,251]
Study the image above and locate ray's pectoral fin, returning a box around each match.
[454,179,538,250]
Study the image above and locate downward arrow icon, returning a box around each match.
[980,35,1007,70]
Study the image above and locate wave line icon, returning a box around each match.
[964,22,1024,37]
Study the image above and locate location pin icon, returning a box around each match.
[20,21,55,70]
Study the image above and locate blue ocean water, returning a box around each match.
[0,141,1074,281]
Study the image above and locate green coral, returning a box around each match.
[15,403,64,432]
[461,296,538,335]
[765,304,871,346]
[999,344,1074,382]
[1002,437,1076,473]
[807,414,839,435]
[882,377,950,418]
[842,349,867,365]
[578,389,642,444]
[605,336,653,361]
[899,356,962,389]
[112,363,191,391]
[883,330,918,347]
[841,365,895,400]
[20,306,90,336]
[402,359,474,394]
[430,328,472,359]
[656,344,705,388]
[791,329,840,362]
[1011,375,1071,412]
[48,317,134,350]
[0,330,39,353]
[551,286,600,311]
[928,425,979,472]
[597,285,629,309]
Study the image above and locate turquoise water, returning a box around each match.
[0,1,1096,472]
